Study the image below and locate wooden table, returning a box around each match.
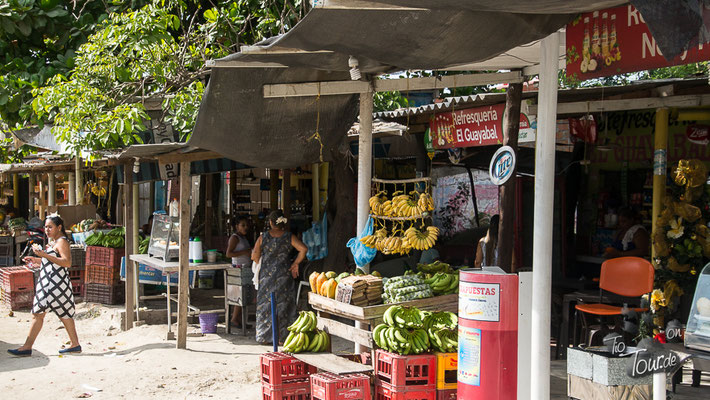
[129,254,231,339]
[308,292,458,359]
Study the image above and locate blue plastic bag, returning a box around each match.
[347,216,377,268]
[304,212,328,261]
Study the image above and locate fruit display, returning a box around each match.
[416,261,454,274]
[422,311,458,353]
[382,275,433,303]
[405,226,439,251]
[309,270,359,299]
[84,227,125,248]
[283,311,331,353]
[424,272,459,296]
[372,306,459,355]
[70,219,109,233]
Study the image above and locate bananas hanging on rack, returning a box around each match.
[369,192,387,216]
[360,228,388,249]
[405,226,439,251]
[418,192,434,212]
[391,192,424,218]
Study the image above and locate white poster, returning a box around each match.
[458,326,481,386]
[459,281,500,322]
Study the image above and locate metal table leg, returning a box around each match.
[225,270,231,335]
[166,272,174,340]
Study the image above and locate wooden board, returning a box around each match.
[292,353,373,375]
[316,316,373,348]
[129,254,231,273]
[308,292,458,322]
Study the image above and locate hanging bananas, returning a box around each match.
[404,226,439,251]
[369,192,387,216]
[418,192,434,212]
[360,227,388,249]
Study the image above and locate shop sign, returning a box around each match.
[459,281,500,322]
[566,5,710,80]
[429,104,535,149]
[151,121,179,180]
[686,125,710,146]
[489,146,516,186]
[626,347,680,378]
[458,326,481,386]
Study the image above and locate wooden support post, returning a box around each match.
[312,163,320,221]
[149,181,156,215]
[177,161,190,349]
[13,174,19,209]
[68,172,76,206]
[270,170,279,210]
[75,153,83,205]
[123,165,135,330]
[229,170,237,216]
[38,175,45,219]
[205,174,213,247]
[28,173,34,218]
[282,170,291,217]
[48,173,56,207]
[498,82,523,273]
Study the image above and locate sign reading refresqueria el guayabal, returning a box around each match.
[430,104,535,149]
[566,5,710,80]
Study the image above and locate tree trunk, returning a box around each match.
[498,82,522,273]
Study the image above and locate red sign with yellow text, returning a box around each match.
[430,104,534,149]
[566,5,710,80]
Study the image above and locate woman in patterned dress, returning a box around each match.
[7,215,81,356]
[252,210,307,344]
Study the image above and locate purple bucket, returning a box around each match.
[199,313,219,334]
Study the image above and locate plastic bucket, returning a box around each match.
[199,313,219,334]
[206,250,218,263]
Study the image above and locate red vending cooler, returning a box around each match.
[458,268,518,399]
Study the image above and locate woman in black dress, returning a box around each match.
[7,214,81,356]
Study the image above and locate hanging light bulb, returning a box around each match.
[349,56,361,81]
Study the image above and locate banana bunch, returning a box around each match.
[405,226,439,251]
[360,228,388,249]
[418,192,434,212]
[422,311,457,336]
[383,305,424,328]
[287,311,317,332]
[283,329,330,353]
[391,192,424,218]
[424,272,459,295]
[379,200,395,217]
[377,236,412,255]
[372,323,430,355]
[90,182,106,197]
[429,328,458,353]
[416,260,453,274]
[369,192,387,215]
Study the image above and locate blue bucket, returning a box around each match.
[199,313,219,334]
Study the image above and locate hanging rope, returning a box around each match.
[308,83,324,162]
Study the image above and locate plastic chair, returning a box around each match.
[573,257,654,347]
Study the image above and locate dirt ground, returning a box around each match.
[2,302,709,399]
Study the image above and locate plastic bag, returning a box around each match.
[347,216,376,268]
[304,212,328,261]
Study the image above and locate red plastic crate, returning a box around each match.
[1,289,34,310]
[85,264,121,285]
[70,246,86,268]
[84,283,124,305]
[71,279,84,298]
[375,350,436,389]
[375,382,434,400]
[85,246,124,268]
[68,267,85,281]
[263,379,311,400]
[311,372,371,400]
[261,352,317,386]
[435,389,456,400]
[0,266,34,293]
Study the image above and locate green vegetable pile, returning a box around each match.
[85,227,126,248]
[8,218,27,230]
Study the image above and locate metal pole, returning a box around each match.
[271,292,278,352]
[75,153,83,205]
[355,85,374,355]
[653,372,666,400]
[530,31,559,400]
[13,174,19,209]
[651,108,668,264]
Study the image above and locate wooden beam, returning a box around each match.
[206,60,288,69]
[529,94,710,115]
[316,317,373,348]
[177,161,190,349]
[240,45,333,55]
[156,150,223,165]
[497,82,523,273]
[123,165,135,330]
[263,71,524,98]
[310,0,426,10]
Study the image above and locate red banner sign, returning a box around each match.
[430,104,534,149]
[566,5,710,80]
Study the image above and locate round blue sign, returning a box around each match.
[489,146,516,186]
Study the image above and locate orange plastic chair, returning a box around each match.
[573,257,654,346]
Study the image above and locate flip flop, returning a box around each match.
[58,345,82,354]
[7,348,32,357]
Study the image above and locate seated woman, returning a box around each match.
[604,207,649,259]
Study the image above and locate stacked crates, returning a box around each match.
[0,266,34,310]
[261,352,316,400]
[310,372,371,400]
[0,235,14,266]
[374,350,436,400]
[434,353,457,399]
[69,245,86,300]
[84,246,125,304]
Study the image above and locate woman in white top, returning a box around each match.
[226,216,251,327]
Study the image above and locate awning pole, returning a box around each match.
[355,84,374,355]
[651,108,668,264]
[48,173,56,207]
[530,32,559,400]
[68,172,76,206]
[75,152,83,205]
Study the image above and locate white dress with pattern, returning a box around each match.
[31,237,74,318]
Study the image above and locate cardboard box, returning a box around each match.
[47,205,97,229]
